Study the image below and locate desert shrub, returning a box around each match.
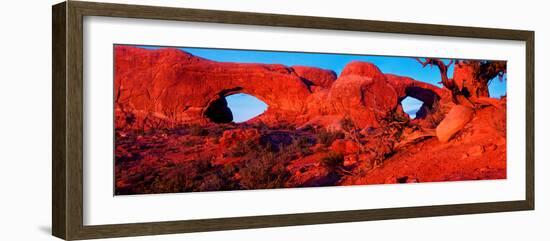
[317,129,345,146]
[299,124,315,132]
[340,117,356,133]
[188,124,209,136]
[181,140,195,147]
[197,172,225,191]
[193,157,213,173]
[238,152,289,190]
[321,151,344,170]
[147,164,194,193]
[230,139,261,157]
[296,135,312,146]
[124,112,136,125]
[133,128,146,136]
[256,121,270,132]
[145,157,215,193]
[283,136,313,157]
[259,131,294,152]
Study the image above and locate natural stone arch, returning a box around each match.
[114,46,334,127]
[114,46,456,130]
[385,74,451,120]
[401,86,441,119]
[203,87,269,123]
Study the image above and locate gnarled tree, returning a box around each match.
[415,58,506,106]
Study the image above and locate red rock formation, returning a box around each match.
[291,65,337,89]
[115,46,455,131]
[114,46,507,195]
[385,74,451,109]
[115,46,314,128]
[385,74,453,127]
[325,61,399,128]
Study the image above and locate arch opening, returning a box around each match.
[204,93,268,123]
[401,96,424,119]
[400,86,440,119]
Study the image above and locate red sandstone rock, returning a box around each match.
[291,65,337,89]
[330,139,361,155]
[113,48,509,194]
[436,105,474,142]
[115,46,455,130]
[327,62,398,128]
[385,74,451,107]
[115,46,313,128]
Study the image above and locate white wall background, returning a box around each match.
[0,0,547,240]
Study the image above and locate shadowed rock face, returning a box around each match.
[204,96,233,123]
[114,46,452,130]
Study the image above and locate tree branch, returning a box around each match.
[415,58,459,96]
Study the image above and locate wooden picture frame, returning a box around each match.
[52,1,534,240]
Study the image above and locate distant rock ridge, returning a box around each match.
[114,46,452,130]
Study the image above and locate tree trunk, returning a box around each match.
[453,62,490,100]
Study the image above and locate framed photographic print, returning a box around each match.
[52,1,534,240]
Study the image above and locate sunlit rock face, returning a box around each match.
[114,46,453,130]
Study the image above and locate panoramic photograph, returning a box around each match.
[113,44,507,195]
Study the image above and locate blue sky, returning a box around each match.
[226,94,268,122]
[137,45,507,121]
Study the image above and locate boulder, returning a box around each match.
[436,105,474,142]
[327,61,398,128]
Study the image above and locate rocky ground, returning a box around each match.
[115,103,506,195]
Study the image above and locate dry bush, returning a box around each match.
[137,157,221,193]
[188,123,209,136]
[317,129,345,146]
[424,101,446,128]
[238,152,289,190]
[230,139,261,157]
[321,151,344,172]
